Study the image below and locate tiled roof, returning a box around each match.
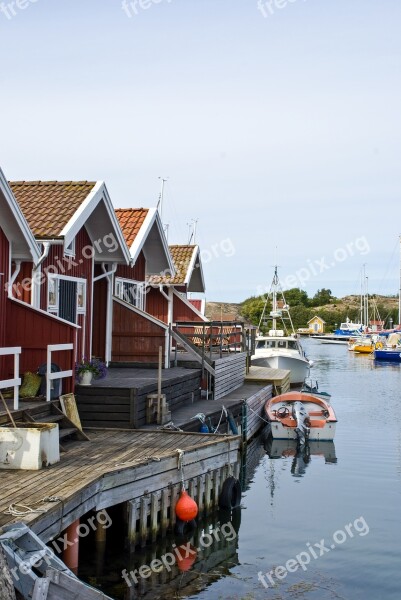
[115,208,149,248]
[9,181,96,238]
[149,245,197,285]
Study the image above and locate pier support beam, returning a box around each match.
[63,519,79,574]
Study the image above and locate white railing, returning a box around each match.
[46,343,74,402]
[0,347,22,410]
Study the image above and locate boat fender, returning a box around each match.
[375,342,383,350]
[219,506,242,534]
[175,517,197,537]
[227,411,238,435]
[218,476,242,510]
[199,423,209,433]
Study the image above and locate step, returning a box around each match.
[58,428,77,440]
[35,414,64,424]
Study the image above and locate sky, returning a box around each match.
[1,0,400,302]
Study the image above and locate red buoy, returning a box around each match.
[176,544,197,571]
[175,489,198,522]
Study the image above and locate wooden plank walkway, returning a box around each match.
[168,383,272,439]
[0,429,240,543]
[244,366,290,394]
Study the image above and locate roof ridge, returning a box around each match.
[10,180,96,186]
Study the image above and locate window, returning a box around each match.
[48,276,58,312]
[115,278,145,311]
[47,276,86,323]
[64,238,76,257]
[77,281,86,313]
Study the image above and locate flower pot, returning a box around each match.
[79,371,93,386]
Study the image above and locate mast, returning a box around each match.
[399,234,401,327]
[157,176,168,221]
[272,265,278,332]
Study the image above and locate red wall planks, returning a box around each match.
[111,300,166,364]
[116,251,145,281]
[5,299,76,392]
[145,286,168,323]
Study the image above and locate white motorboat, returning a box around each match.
[252,267,312,384]
[264,391,337,442]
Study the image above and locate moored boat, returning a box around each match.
[252,266,312,384]
[264,391,337,442]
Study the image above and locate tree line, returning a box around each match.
[240,288,399,331]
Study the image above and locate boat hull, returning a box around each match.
[253,354,310,384]
[268,419,336,441]
[374,349,401,362]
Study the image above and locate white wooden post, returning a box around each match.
[46,343,74,402]
[0,347,22,410]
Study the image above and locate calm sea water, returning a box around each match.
[80,338,401,599]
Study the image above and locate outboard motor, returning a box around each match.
[292,401,310,444]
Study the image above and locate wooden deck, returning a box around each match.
[244,366,291,394]
[169,383,272,440]
[0,429,240,543]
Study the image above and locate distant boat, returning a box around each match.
[264,391,337,442]
[252,266,312,384]
[374,332,401,362]
[333,318,363,336]
[300,379,331,401]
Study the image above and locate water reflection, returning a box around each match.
[264,436,337,479]
[79,509,241,600]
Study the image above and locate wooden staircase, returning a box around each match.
[22,402,90,452]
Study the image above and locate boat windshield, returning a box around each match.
[288,340,298,350]
[256,340,277,349]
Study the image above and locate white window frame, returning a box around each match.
[47,275,87,319]
[64,238,76,257]
[115,277,145,311]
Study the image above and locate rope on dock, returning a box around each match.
[176,448,186,489]
[4,496,62,516]
[157,421,183,432]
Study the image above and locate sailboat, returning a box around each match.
[252,266,312,384]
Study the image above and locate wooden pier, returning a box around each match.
[168,382,272,441]
[244,366,290,395]
[0,429,241,546]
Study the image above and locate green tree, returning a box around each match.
[310,288,335,307]
[283,288,309,307]
[240,296,267,326]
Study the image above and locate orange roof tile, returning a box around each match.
[149,245,197,285]
[115,208,149,248]
[9,181,96,238]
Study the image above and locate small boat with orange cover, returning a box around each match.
[264,391,337,442]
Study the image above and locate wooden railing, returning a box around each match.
[46,343,74,402]
[0,347,21,410]
[174,320,250,359]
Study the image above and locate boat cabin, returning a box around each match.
[256,338,300,351]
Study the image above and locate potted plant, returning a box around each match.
[75,357,107,386]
